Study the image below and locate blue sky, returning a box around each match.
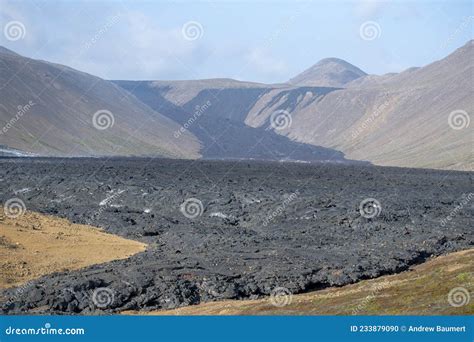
[0,0,472,83]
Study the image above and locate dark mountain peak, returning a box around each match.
[315,57,356,66]
[289,57,367,87]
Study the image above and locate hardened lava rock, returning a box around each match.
[0,158,472,314]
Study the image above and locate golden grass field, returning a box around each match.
[0,208,146,289]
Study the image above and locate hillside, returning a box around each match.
[247,41,473,170]
[2,40,471,169]
[0,47,200,158]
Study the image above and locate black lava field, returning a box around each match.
[0,158,472,314]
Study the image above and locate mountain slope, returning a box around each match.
[289,58,367,87]
[2,41,471,169]
[0,47,200,158]
[248,41,473,171]
[115,80,352,162]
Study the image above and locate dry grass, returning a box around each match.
[0,208,146,289]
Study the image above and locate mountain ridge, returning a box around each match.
[0,47,201,158]
[248,40,473,170]
[289,57,367,87]
[1,40,471,169]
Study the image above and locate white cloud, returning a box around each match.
[0,0,38,47]
[59,9,209,80]
[243,47,288,78]
[354,0,385,18]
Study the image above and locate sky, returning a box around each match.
[0,0,472,83]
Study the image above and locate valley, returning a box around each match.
[1,41,472,170]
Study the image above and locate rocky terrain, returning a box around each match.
[133,249,474,315]
[0,158,472,314]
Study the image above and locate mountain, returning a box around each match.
[0,47,200,158]
[115,80,351,162]
[248,40,473,171]
[2,40,471,170]
[289,58,367,87]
